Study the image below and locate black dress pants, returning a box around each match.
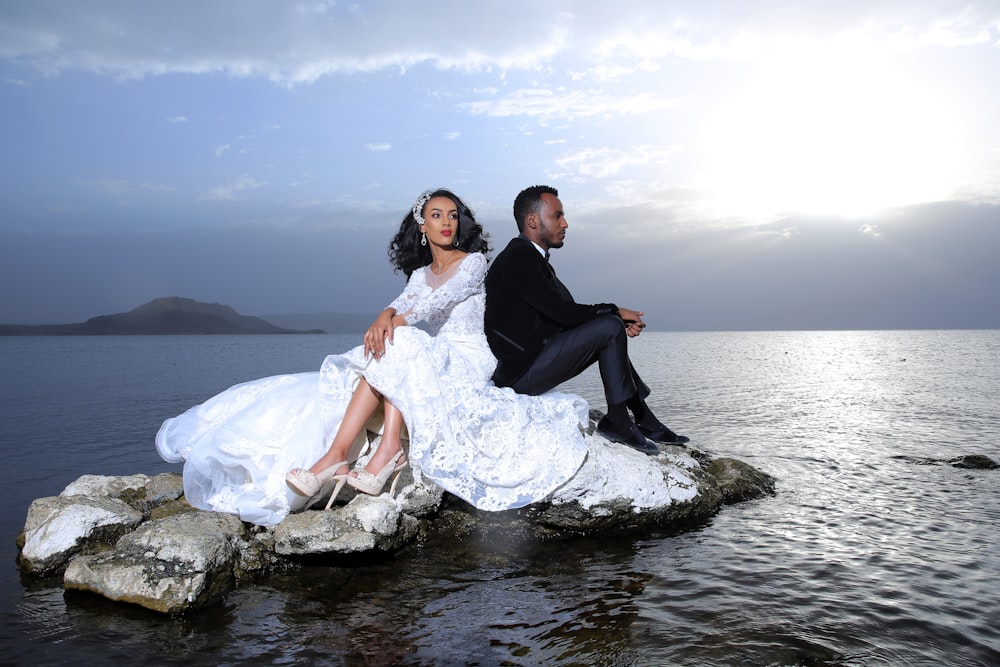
[509,314,650,404]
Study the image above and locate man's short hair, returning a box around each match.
[513,185,558,232]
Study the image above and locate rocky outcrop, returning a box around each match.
[16,473,182,575]
[892,453,1000,469]
[18,495,144,575]
[64,511,262,614]
[17,419,778,614]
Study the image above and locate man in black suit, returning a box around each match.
[484,184,688,454]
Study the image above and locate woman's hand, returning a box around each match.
[364,309,397,359]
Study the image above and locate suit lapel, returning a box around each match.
[543,253,574,303]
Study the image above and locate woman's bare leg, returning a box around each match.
[359,399,405,474]
[308,378,381,476]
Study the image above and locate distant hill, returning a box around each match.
[0,297,324,335]
[261,311,376,334]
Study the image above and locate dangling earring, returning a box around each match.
[453,235,459,247]
[421,232,427,247]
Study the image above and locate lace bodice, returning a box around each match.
[386,252,487,337]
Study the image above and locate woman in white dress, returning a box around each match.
[156,189,589,526]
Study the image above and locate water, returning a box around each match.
[2,331,999,665]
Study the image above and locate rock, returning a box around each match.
[948,454,999,469]
[705,457,778,503]
[62,473,151,497]
[439,437,777,539]
[526,438,717,532]
[273,494,419,556]
[893,453,1000,469]
[61,472,184,515]
[18,495,144,575]
[63,510,265,614]
[17,417,777,613]
[395,471,445,517]
[348,445,445,520]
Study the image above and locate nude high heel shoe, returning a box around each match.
[286,435,372,509]
[286,464,350,511]
[286,461,348,497]
[346,450,409,497]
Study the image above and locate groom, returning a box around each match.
[484,184,688,454]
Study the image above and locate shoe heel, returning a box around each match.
[323,476,349,511]
[387,461,409,497]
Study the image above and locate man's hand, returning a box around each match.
[618,307,646,338]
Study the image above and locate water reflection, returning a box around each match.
[271,535,654,665]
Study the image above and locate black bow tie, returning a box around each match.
[544,252,551,262]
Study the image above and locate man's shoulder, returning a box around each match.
[487,238,533,292]
[493,236,535,263]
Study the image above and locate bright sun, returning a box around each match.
[697,45,967,219]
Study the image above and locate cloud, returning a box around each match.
[364,143,392,152]
[197,175,266,202]
[166,115,188,123]
[548,145,683,179]
[0,1,574,85]
[860,224,882,238]
[2,1,996,91]
[459,88,680,121]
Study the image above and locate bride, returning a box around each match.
[156,189,589,526]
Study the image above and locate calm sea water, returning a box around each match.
[2,331,998,666]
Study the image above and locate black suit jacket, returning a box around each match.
[485,235,618,386]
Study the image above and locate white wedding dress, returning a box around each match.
[156,253,590,526]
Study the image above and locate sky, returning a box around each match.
[1,0,999,330]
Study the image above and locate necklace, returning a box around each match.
[430,253,462,275]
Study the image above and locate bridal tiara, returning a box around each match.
[412,191,434,226]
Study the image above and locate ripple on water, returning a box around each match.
[4,331,1000,665]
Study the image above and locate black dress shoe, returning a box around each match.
[637,423,689,446]
[597,416,659,455]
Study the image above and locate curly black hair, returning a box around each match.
[388,188,490,277]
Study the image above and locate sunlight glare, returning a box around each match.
[697,44,967,219]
